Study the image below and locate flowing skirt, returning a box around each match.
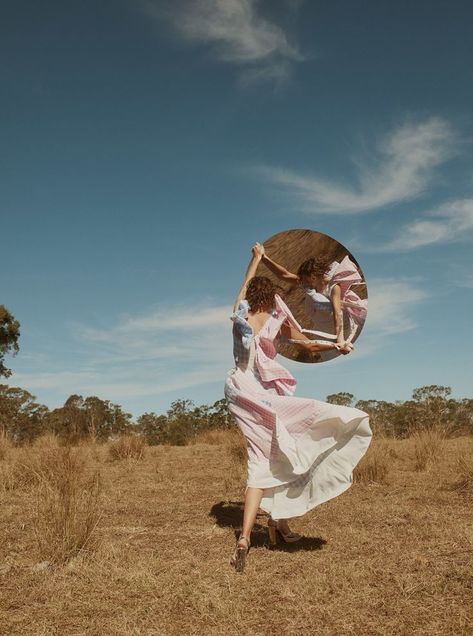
[224,366,372,520]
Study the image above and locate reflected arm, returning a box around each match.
[330,284,345,344]
[279,323,341,352]
[261,253,299,282]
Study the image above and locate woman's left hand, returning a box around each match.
[252,242,264,258]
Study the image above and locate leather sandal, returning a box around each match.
[229,534,250,572]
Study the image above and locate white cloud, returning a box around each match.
[320,278,429,361]
[256,116,457,213]
[144,0,304,85]
[365,279,428,336]
[376,198,473,251]
[12,300,235,413]
[81,305,230,341]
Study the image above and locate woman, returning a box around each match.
[260,245,367,353]
[225,245,372,572]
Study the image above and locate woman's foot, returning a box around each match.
[268,517,302,545]
[277,519,291,534]
[229,534,250,572]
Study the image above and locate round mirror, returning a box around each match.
[256,228,368,363]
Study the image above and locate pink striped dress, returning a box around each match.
[224,294,372,520]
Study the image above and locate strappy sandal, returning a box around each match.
[267,517,302,546]
[229,534,250,572]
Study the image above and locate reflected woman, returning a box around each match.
[259,244,367,352]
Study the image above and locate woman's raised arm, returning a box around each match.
[233,245,263,312]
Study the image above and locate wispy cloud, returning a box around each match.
[365,279,428,336]
[13,300,235,414]
[81,305,229,341]
[374,198,473,251]
[457,273,473,289]
[337,278,429,359]
[256,116,457,213]
[144,0,305,85]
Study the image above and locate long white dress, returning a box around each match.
[224,294,372,521]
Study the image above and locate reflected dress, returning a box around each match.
[224,294,372,521]
[303,255,368,339]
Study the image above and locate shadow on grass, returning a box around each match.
[210,500,327,552]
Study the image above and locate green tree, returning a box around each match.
[137,412,169,445]
[411,385,453,430]
[0,306,20,378]
[0,384,48,443]
[208,398,233,429]
[326,392,355,407]
[48,394,132,442]
[166,399,197,445]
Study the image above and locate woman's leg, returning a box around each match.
[240,486,264,539]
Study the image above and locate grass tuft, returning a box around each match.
[413,426,447,471]
[108,435,146,461]
[354,437,391,484]
[33,446,102,564]
[0,430,12,460]
[451,453,473,494]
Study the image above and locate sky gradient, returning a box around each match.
[2,0,473,417]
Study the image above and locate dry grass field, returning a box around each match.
[1,429,472,636]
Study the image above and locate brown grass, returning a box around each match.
[192,428,232,445]
[33,432,61,449]
[33,446,102,564]
[412,426,447,471]
[451,451,473,495]
[108,435,146,461]
[353,437,391,484]
[0,430,12,460]
[0,432,472,635]
[221,428,247,500]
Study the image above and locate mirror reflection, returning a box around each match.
[256,229,368,363]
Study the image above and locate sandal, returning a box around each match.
[268,517,302,546]
[229,534,250,572]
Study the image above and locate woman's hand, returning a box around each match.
[252,242,265,258]
[335,341,354,355]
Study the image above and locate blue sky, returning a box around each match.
[2,0,472,417]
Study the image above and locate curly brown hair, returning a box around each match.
[297,254,334,279]
[245,276,276,312]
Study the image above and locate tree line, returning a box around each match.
[1,305,472,445]
[0,385,234,445]
[1,382,472,446]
